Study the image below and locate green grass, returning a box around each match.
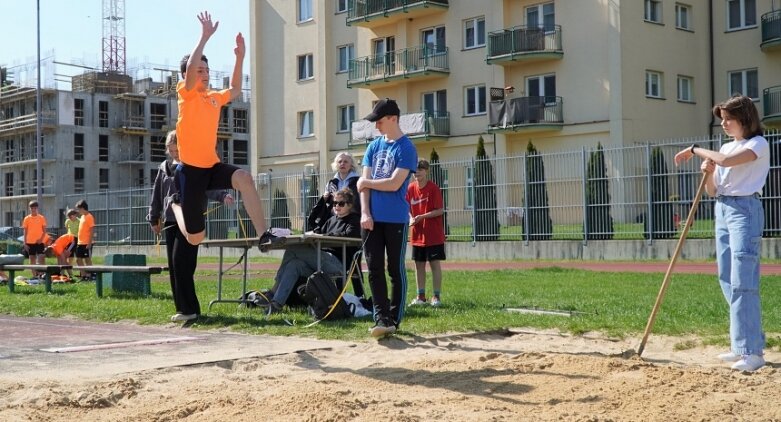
[1,266,780,349]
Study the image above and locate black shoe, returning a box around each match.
[258,230,278,252]
[370,319,397,338]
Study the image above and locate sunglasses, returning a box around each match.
[333,201,350,207]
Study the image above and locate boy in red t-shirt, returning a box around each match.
[406,160,446,307]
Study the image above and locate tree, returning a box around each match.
[474,137,500,241]
[525,142,553,240]
[271,188,292,230]
[645,147,674,239]
[585,143,614,240]
[429,148,449,235]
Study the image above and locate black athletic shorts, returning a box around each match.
[411,244,446,262]
[75,244,92,258]
[174,162,239,234]
[25,243,45,256]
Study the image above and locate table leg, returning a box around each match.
[96,273,104,297]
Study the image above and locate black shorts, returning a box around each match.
[25,243,45,256]
[62,239,77,256]
[411,244,446,262]
[75,244,92,258]
[174,162,239,234]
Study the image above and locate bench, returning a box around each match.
[74,266,167,297]
[0,264,73,293]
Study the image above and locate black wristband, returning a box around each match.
[690,144,698,154]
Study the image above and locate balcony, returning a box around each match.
[0,111,57,135]
[350,110,449,146]
[487,96,564,133]
[763,86,781,127]
[486,25,563,66]
[346,0,448,28]
[348,45,449,88]
[115,116,148,135]
[761,10,781,51]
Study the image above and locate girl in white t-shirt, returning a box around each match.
[674,95,769,372]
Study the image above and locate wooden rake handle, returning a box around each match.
[636,171,709,357]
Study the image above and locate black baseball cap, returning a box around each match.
[364,98,400,122]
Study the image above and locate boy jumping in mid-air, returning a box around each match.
[173,10,268,246]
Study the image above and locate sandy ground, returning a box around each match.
[1,327,779,422]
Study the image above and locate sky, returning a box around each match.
[2,0,250,86]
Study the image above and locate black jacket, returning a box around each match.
[307,174,361,231]
[314,211,361,262]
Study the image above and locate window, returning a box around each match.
[675,3,691,30]
[136,169,145,187]
[233,109,248,133]
[220,140,230,163]
[728,69,759,99]
[423,90,447,114]
[465,85,487,116]
[135,135,144,160]
[4,139,14,162]
[337,44,354,73]
[74,133,84,160]
[74,98,84,126]
[527,2,555,30]
[99,135,109,162]
[372,37,395,69]
[150,103,167,129]
[150,135,166,162]
[527,74,557,104]
[299,111,314,138]
[337,104,355,133]
[98,100,108,128]
[336,0,347,13]
[463,17,485,49]
[645,71,663,98]
[234,139,248,165]
[644,0,662,23]
[74,167,85,193]
[422,26,446,55]
[219,107,229,132]
[298,0,313,22]
[677,75,694,102]
[4,173,13,196]
[19,170,25,195]
[99,168,109,190]
[298,54,314,80]
[727,0,756,30]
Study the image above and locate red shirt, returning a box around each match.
[406,180,445,247]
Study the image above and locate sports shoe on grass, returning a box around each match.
[718,351,741,363]
[170,313,198,322]
[258,230,278,252]
[731,354,765,372]
[409,297,427,306]
[430,296,442,307]
[370,319,397,338]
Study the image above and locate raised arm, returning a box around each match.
[184,11,219,91]
[229,33,245,100]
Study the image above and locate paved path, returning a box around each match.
[197,260,781,276]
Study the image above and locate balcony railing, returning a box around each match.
[348,45,449,88]
[488,96,564,132]
[761,10,781,51]
[763,85,781,126]
[350,110,449,145]
[0,111,57,134]
[346,0,448,27]
[487,25,563,65]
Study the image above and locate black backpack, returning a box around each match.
[297,271,351,320]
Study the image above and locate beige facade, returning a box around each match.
[250,0,781,175]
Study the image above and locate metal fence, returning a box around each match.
[65,131,781,246]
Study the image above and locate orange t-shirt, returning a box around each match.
[22,214,47,244]
[78,212,95,245]
[52,234,76,257]
[176,80,232,168]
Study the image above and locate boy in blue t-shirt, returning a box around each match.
[357,98,418,338]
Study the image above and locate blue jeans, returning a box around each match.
[273,245,343,305]
[715,195,765,356]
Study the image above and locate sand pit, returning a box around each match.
[0,328,778,421]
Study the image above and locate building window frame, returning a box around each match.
[74,167,85,193]
[233,108,248,133]
[336,0,347,14]
[337,44,354,73]
[463,16,486,49]
[98,134,109,162]
[298,110,314,138]
[677,75,694,102]
[99,168,109,190]
[337,104,355,133]
[675,3,692,30]
[298,53,314,81]
[645,70,664,99]
[728,68,759,100]
[464,85,487,116]
[74,133,84,160]
[233,139,248,165]
[298,0,313,23]
[98,100,109,128]
[644,0,663,24]
[74,98,84,126]
[727,0,756,30]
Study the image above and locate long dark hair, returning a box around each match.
[712,95,763,139]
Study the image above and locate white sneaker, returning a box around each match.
[170,313,198,322]
[409,298,427,306]
[430,296,442,307]
[731,354,765,372]
[718,351,741,362]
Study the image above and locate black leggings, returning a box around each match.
[362,222,408,324]
[165,222,201,315]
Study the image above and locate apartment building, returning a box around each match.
[250,0,781,174]
[0,70,251,232]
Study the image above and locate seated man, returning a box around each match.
[261,188,360,312]
[44,233,77,281]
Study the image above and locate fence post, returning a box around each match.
[645,143,653,246]
[470,156,477,246]
[523,152,530,246]
[581,146,588,246]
